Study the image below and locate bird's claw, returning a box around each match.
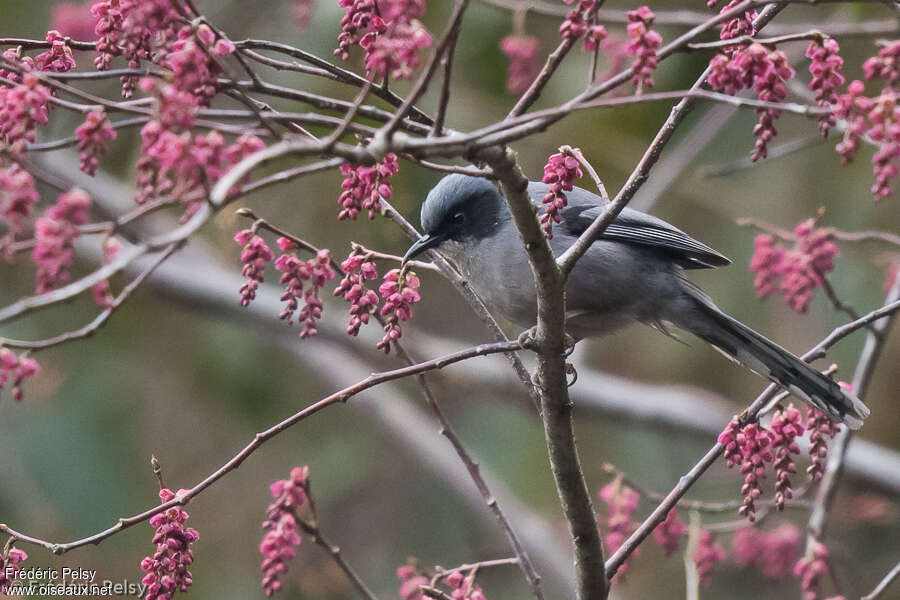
[564,333,578,357]
[565,362,578,387]
[517,327,538,351]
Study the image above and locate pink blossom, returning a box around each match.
[624,6,662,91]
[717,0,757,50]
[834,81,871,164]
[334,0,385,60]
[748,220,838,314]
[235,230,275,307]
[770,405,805,510]
[337,153,400,220]
[32,188,92,294]
[377,268,421,353]
[862,40,900,85]
[584,24,608,53]
[1,163,40,249]
[598,482,640,579]
[140,488,198,600]
[865,90,900,200]
[52,2,97,41]
[0,47,36,83]
[652,508,686,557]
[361,19,432,80]
[794,541,830,600]
[444,569,488,600]
[500,35,540,95]
[274,248,336,338]
[806,39,845,137]
[397,564,428,600]
[293,0,316,31]
[0,545,28,593]
[540,151,582,238]
[0,73,51,156]
[0,347,41,402]
[806,407,838,482]
[694,529,726,585]
[733,524,800,580]
[75,108,117,175]
[34,30,77,72]
[559,0,595,41]
[719,419,773,522]
[334,252,380,336]
[260,466,309,596]
[92,236,121,308]
[166,28,220,105]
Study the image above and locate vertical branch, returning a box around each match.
[484,146,607,600]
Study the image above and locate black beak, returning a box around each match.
[402,233,443,265]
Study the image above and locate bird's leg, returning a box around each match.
[563,332,578,357]
[517,326,538,351]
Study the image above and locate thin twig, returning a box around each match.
[863,562,900,600]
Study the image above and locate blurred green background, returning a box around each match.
[1,1,898,599]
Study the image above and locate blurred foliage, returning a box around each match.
[1,1,898,600]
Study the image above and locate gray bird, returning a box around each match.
[402,174,870,429]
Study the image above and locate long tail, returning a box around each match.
[673,283,870,429]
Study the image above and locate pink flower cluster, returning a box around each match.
[75,108,117,176]
[377,268,421,353]
[274,241,336,339]
[708,43,794,160]
[0,73,51,157]
[770,405,805,510]
[733,524,800,580]
[806,407,838,482]
[444,570,487,600]
[333,252,380,336]
[598,482,640,578]
[694,530,726,586]
[0,47,35,83]
[714,0,757,49]
[165,25,235,105]
[807,39,845,137]
[397,565,428,600]
[540,151,582,238]
[624,7,662,90]
[0,545,27,593]
[335,0,432,80]
[500,35,540,95]
[337,153,400,220]
[651,508,686,557]
[140,488,199,600]
[794,542,831,600]
[32,188,92,294]
[0,348,40,402]
[52,2,97,41]
[260,466,308,596]
[34,30,77,72]
[748,219,839,313]
[235,229,275,307]
[294,0,316,31]
[1,163,40,251]
[718,418,772,522]
[559,0,594,42]
[92,236,121,308]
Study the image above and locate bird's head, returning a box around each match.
[402,174,506,264]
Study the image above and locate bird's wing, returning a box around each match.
[528,183,731,269]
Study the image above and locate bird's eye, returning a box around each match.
[452,212,465,223]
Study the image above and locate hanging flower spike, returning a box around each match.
[733,525,800,580]
[0,545,28,593]
[32,188,92,294]
[794,541,831,600]
[598,482,640,579]
[0,347,41,402]
[748,234,784,298]
[806,38,845,137]
[334,252,380,336]
[717,0,757,51]
[584,24,608,52]
[862,40,900,86]
[540,150,582,239]
[559,0,595,41]
[624,6,662,91]
[865,89,900,200]
[0,73,51,157]
[92,236,121,308]
[736,422,773,522]
[694,529,726,586]
[34,30,77,72]
[833,81,872,165]
[652,508,687,557]
[294,0,316,31]
[0,164,40,251]
[361,20,433,80]
[274,245,336,339]
[770,404,805,510]
[717,416,744,467]
[140,488,199,600]
[52,2,97,41]
[75,108,117,176]
[500,35,540,95]
[260,466,308,596]
[377,268,421,353]
[806,406,839,482]
[235,230,275,307]
[337,153,400,220]
[750,46,794,161]
[397,564,428,600]
[0,47,35,84]
[334,0,385,60]
[444,570,488,600]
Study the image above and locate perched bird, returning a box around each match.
[402,174,870,429]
